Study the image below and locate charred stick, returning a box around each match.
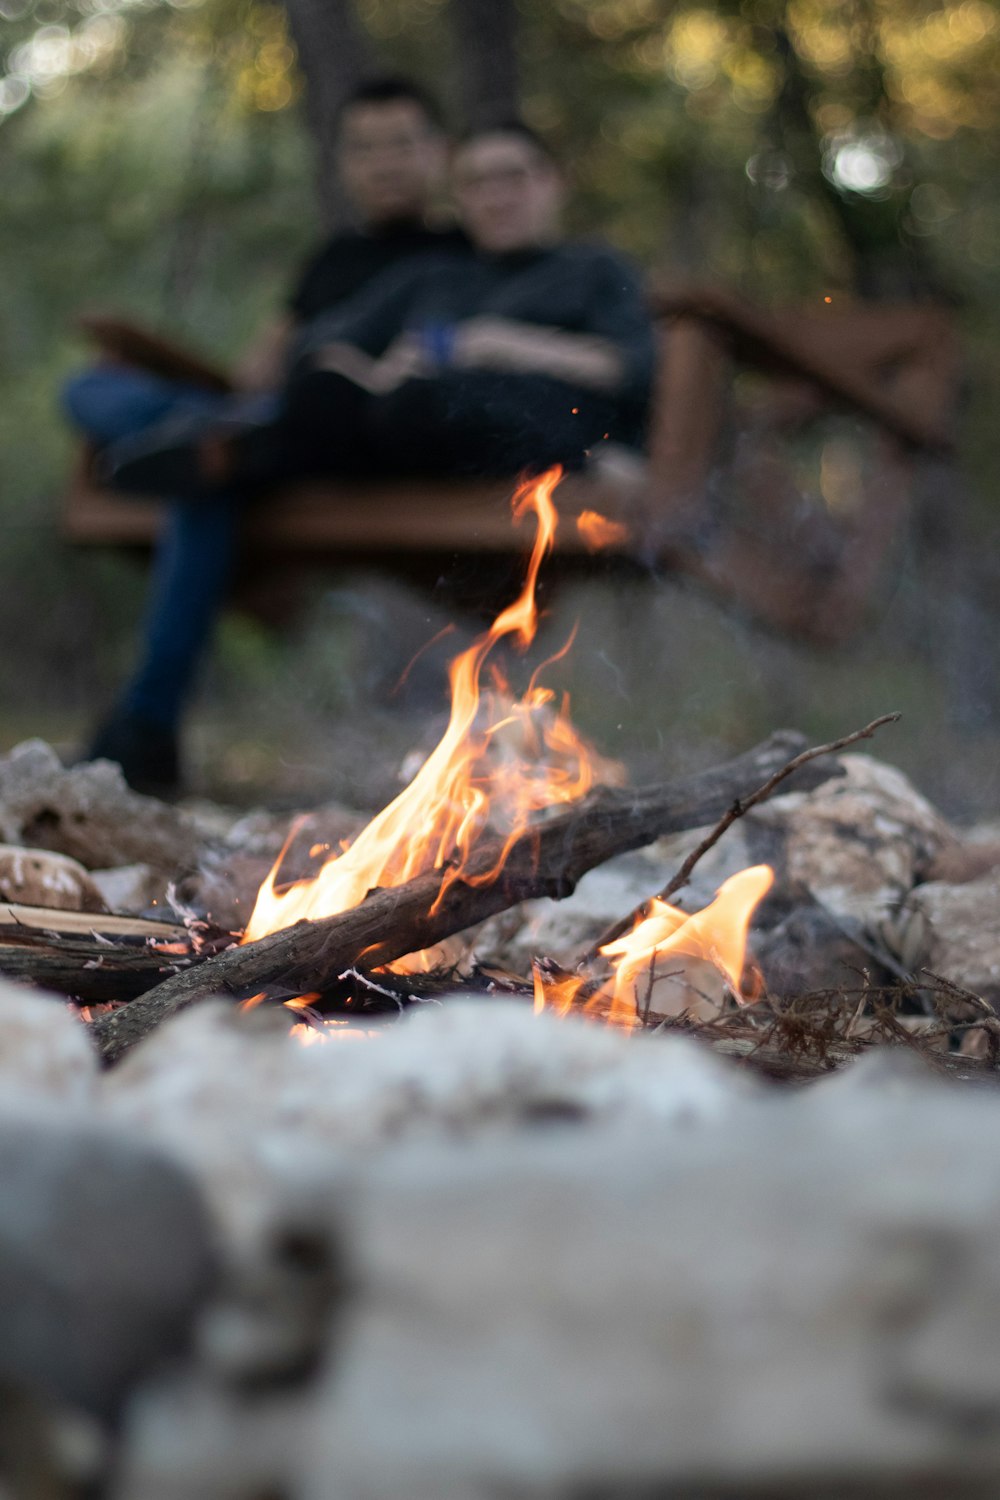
[585,713,900,961]
[91,729,840,1063]
[0,905,193,1002]
[0,935,189,1002]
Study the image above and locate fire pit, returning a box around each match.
[2,470,1000,1497]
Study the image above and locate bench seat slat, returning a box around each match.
[63,473,626,556]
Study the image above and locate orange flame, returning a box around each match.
[601,865,774,1018]
[532,964,587,1018]
[534,866,774,1026]
[242,465,771,1033]
[576,509,629,551]
[244,468,607,944]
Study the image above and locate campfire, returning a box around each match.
[6,474,1000,1498]
[0,468,996,1075]
[228,466,777,1038]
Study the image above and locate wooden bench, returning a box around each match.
[63,291,961,644]
[64,468,627,557]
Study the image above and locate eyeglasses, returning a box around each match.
[455,164,535,191]
[340,133,429,159]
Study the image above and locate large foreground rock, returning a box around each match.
[101,1000,758,1236]
[297,1078,1000,1498]
[0,1118,215,1417]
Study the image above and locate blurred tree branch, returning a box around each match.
[447,0,520,128]
[282,0,375,228]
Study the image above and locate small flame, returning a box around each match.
[532,963,587,1018]
[534,866,774,1026]
[244,468,608,945]
[576,509,629,551]
[291,1019,379,1045]
[239,990,320,1014]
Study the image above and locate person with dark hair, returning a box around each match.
[63,76,464,795]
[118,122,654,493]
[290,120,654,478]
[91,121,655,796]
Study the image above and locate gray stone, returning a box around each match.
[89,863,167,916]
[0,739,204,873]
[0,978,97,1110]
[0,1118,215,1417]
[0,844,107,913]
[890,871,1000,1002]
[752,901,883,996]
[298,1090,1000,1498]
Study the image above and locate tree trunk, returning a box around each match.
[282,0,376,228]
[447,0,520,129]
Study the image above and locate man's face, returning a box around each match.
[452,133,563,254]
[337,100,446,226]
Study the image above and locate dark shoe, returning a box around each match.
[100,411,237,499]
[102,411,277,500]
[85,710,182,799]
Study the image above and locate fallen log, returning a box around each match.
[0,939,188,1003]
[90,731,839,1063]
[0,904,186,941]
[0,906,191,1002]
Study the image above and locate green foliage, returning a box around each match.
[0,0,998,786]
[0,0,317,724]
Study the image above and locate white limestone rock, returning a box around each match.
[0,976,97,1109]
[100,999,757,1239]
[0,843,107,912]
[889,870,1000,1002]
[0,739,203,872]
[758,752,953,923]
[298,1088,1000,1499]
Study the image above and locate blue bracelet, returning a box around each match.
[419,322,456,369]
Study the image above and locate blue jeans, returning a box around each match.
[63,367,241,732]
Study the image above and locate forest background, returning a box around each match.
[0,0,998,813]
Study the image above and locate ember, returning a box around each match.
[575,507,630,550]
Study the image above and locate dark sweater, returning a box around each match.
[295,242,655,418]
[287,222,469,324]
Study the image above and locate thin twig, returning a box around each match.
[920,967,994,1016]
[659,713,899,902]
[585,713,900,961]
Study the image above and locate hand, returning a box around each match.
[453,317,541,372]
[370,332,430,391]
[313,335,428,394]
[454,317,624,391]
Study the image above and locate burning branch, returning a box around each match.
[89,731,841,1063]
